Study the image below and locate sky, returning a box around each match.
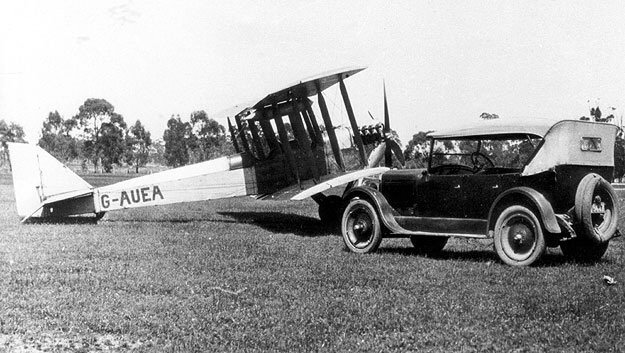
[1,0,625,144]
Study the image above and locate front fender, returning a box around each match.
[487,187,560,234]
[343,186,405,234]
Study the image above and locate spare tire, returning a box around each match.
[574,173,619,243]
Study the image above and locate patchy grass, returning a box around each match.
[1,174,625,352]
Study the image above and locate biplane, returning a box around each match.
[8,66,404,224]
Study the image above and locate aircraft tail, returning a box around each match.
[7,143,94,221]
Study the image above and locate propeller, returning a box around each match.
[383,82,393,167]
[382,82,405,167]
[365,82,405,168]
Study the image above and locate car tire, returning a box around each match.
[560,237,609,263]
[575,173,619,244]
[318,195,345,231]
[410,235,448,254]
[494,205,546,266]
[341,198,383,253]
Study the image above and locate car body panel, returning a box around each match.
[523,120,616,175]
[371,119,617,239]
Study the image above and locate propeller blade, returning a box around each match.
[367,142,386,168]
[383,81,390,133]
[387,138,405,166]
[383,81,393,167]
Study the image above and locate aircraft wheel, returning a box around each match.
[560,237,609,263]
[95,212,106,221]
[318,195,344,230]
[410,235,448,254]
[342,198,382,253]
[575,173,619,244]
[494,205,545,266]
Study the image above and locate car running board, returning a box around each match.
[386,216,489,239]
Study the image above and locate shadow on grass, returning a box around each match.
[218,211,336,237]
[377,246,573,267]
[24,216,101,225]
[377,246,496,262]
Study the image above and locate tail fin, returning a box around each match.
[7,143,92,219]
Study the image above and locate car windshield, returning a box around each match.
[430,135,542,172]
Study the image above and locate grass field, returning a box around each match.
[2,173,625,352]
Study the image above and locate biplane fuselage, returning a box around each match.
[8,67,395,222]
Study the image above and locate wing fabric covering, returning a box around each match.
[290,167,389,201]
[7,142,93,219]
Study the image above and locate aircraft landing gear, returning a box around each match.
[316,195,345,231]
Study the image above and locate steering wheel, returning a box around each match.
[470,152,494,171]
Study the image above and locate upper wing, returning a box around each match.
[251,66,366,111]
[215,66,366,121]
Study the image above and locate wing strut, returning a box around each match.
[316,81,345,171]
[248,120,266,159]
[288,101,319,181]
[234,116,251,153]
[339,76,367,167]
[258,114,280,152]
[303,100,324,145]
[227,117,241,153]
[300,103,318,145]
[273,106,300,184]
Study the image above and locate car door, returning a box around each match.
[462,173,520,218]
[416,173,466,218]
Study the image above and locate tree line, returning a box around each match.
[1,98,233,173]
[3,100,625,179]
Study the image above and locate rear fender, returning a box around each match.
[487,187,560,234]
[342,186,404,234]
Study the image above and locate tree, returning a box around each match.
[38,111,79,162]
[163,115,192,167]
[98,115,127,173]
[0,119,26,168]
[480,112,499,120]
[188,110,234,162]
[403,131,432,168]
[71,98,127,172]
[125,120,152,173]
[0,119,26,143]
[149,139,166,165]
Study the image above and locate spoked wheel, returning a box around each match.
[575,173,619,244]
[494,205,546,266]
[341,198,383,253]
[410,235,448,254]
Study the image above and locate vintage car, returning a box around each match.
[340,119,620,266]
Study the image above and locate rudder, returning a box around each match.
[7,143,92,219]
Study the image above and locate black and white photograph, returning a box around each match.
[1,1,625,351]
